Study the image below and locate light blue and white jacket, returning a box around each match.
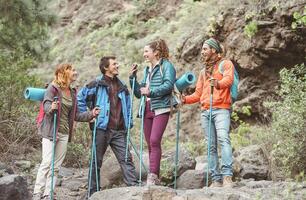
[77,75,133,131]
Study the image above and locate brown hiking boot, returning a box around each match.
[223,176,234,187]
[209,181,223,187]
[146,173,160,186]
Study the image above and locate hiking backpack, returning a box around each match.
[36,85,57,128]
[158,64,181,116]
[218,60,239,103]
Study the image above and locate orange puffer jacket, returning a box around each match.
[184,59,234,110]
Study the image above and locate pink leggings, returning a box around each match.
[144,101,170,176]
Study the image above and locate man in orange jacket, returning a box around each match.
[182,38,234,187]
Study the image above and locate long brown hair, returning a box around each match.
[53,63,73,88]
[147,38,169,59]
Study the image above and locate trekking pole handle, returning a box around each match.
[209,78,215,95]
[53,96,59,112]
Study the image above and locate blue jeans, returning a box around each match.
[201,109,233,181]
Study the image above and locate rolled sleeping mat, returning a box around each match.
[24,87,46,101]
[175,72,196,92]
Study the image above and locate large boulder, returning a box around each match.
[90,186,177,200]
[0,175,30,200]
[234,145,269,180]
[0,162,14,177]
[100,151,149,188]
[90,181,306,200]
[160,147,196,184]
[176,169,207,189]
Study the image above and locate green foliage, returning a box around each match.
[244,20,258,38]
[63,122,93,167]
[291,6,306,29]
[295,171,306,182]
[183,140,205,158]
[231,106,252,149]
[0,52,42,160]
[244,11,256,21]
[64,143,87,168]
[264,63,306,178]
[160,159,173,184]
[0,0,56,58]
[0,0,55,162]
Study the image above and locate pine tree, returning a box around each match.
[0,0,56,58]
[0,0,55,158]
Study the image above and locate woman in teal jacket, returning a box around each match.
[130,39,176,185]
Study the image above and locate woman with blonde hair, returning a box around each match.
[129,39,176,185]
[33,64,100,200]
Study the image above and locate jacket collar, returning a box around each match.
[97,75,128,94]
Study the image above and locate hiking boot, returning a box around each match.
[32,193,42,200]
[209,181,223,188]
[223,176,234,187]
[41,194,57,200]
[146,173,160,186]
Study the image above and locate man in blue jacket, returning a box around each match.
[78,56,137,196]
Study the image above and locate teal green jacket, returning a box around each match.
[129,58,176,111]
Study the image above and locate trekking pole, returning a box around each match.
[174,110,180,189]
[206,79,214,187]
[88,106,100,198]
[138,94,146,186]
[125,76,136,162]
[50,96,58,200]
[129,137,148,173]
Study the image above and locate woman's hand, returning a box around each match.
[92,107,101,117]
[129,63,138,77]
[51,101,59,111]
[140,86,150,96]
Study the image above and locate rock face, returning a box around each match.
[0,175,30,200]
[0,162,14,177]
[177,0,306,122]
[234,145,269,180]
[90,186,176,200]
[89,181,306,200]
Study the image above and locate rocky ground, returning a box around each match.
[1,145,305,199]
[1,0,305,199]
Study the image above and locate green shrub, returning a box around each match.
[62,122,93,167]
[0,0,55,162]
[183,140,205,158]
[291,6,306,29]
[265,63,306,178]
[231,106,252,149]
[0,53,42,161]
[244,20,258,38]
[64,142,87,168]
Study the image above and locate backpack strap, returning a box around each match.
[93,74,104,107]
[218,60,226,74]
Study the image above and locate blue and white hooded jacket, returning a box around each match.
[77,75,133,131]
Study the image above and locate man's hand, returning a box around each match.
[92,107,101,117]
[209,78,218,88]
